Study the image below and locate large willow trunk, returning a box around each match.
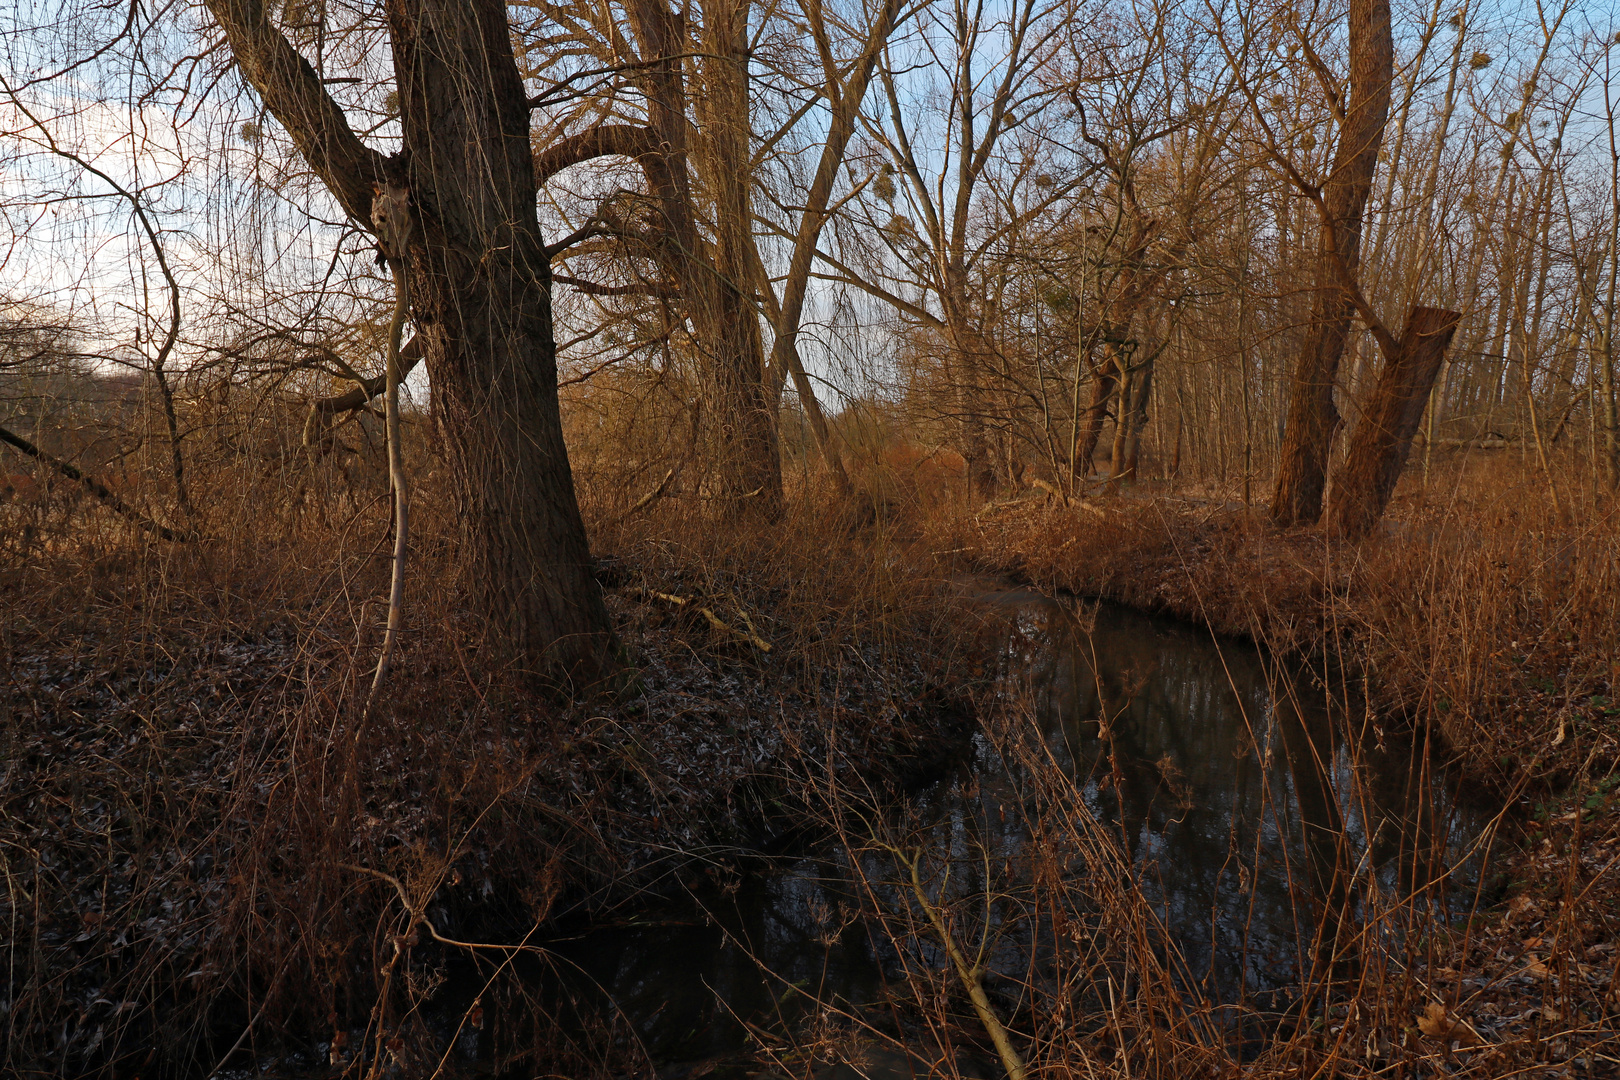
[1270,0,1394,527]
[209,0,615,686]
[392,2,614,681]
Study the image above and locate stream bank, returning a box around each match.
[4,498,1615,1079]
[311,591,1504,1079]
[0,525,990,1078]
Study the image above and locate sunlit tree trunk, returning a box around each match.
[1602,54,1620,489]
[1271,0,1394,527]
[1118,351,1155,483]
[1073,351,1117,479]
[1329,306,1460,539]
[694,0,782,509]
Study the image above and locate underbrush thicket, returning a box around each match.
[0,454,979,1077]
[1,439,1615,1078]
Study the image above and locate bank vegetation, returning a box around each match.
[2,0,1618,1075]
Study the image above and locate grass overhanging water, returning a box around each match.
[1,440,1617,1078]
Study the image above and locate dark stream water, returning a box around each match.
[513,594,1491,1073]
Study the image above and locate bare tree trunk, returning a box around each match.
[696,0,782,511]
[558,0,781,513]
[1119,351,1155,483]
[1270,0,1394,527]
[206,0,616,685]
[391,1,616,681]
[1603,51,1620,489]
[703,288,782,507]
[1073,349,1118,479]
[1107,360,1135,489]
[1329,307,1460,539]
[957,354,999,499]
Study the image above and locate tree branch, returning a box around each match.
[543,220,607,259]
[305,336,425,418]
[533,124,661,186]
[203,0,386,225]
[552,273,677,297]
[0,425,192,542]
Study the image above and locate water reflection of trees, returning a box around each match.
[1031,599,1478,1000]
[534,597,1484,1066]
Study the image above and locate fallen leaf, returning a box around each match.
[1418,1003,1483,1048]
[1508,895,1541,919]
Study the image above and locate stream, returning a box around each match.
[508,593,1492,1075]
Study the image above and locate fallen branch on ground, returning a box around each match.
[641,588,773,652]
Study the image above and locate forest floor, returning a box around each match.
[0,500,1003,1077]
[2,453,1617,1077]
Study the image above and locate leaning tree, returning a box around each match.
[205,0,616,683]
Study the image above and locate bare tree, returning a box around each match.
[205,0,615,683]
[1262,0,1397,526]
[822,0,1073,496]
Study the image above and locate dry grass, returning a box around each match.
[952,451,1620,793]
[0,437,982,1076]
[3,412,1617,1078]
[894,449,1620,1078]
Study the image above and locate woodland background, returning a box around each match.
[2,0,1619,1077]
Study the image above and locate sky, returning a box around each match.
[1,0,1615,415]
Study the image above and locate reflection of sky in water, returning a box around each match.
[539,597,1488,1061]
[1005,594,1485,999]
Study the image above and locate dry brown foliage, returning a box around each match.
[4,403,1617,1078]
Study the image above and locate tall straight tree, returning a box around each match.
[205,0,615,684]
[523,0,783,512]
[1269,0,1394,526]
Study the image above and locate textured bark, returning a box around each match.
[698,0,781,507]
[1270,0,1395,527]
[690,0,777,508]
[1330,307,1459,539]
[596,0,782,512]
[947,324,1000,498]
[1072,350,1118,478]
[208,0,615,686]
[389,1,614,681]
[1117,352,1155,484]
